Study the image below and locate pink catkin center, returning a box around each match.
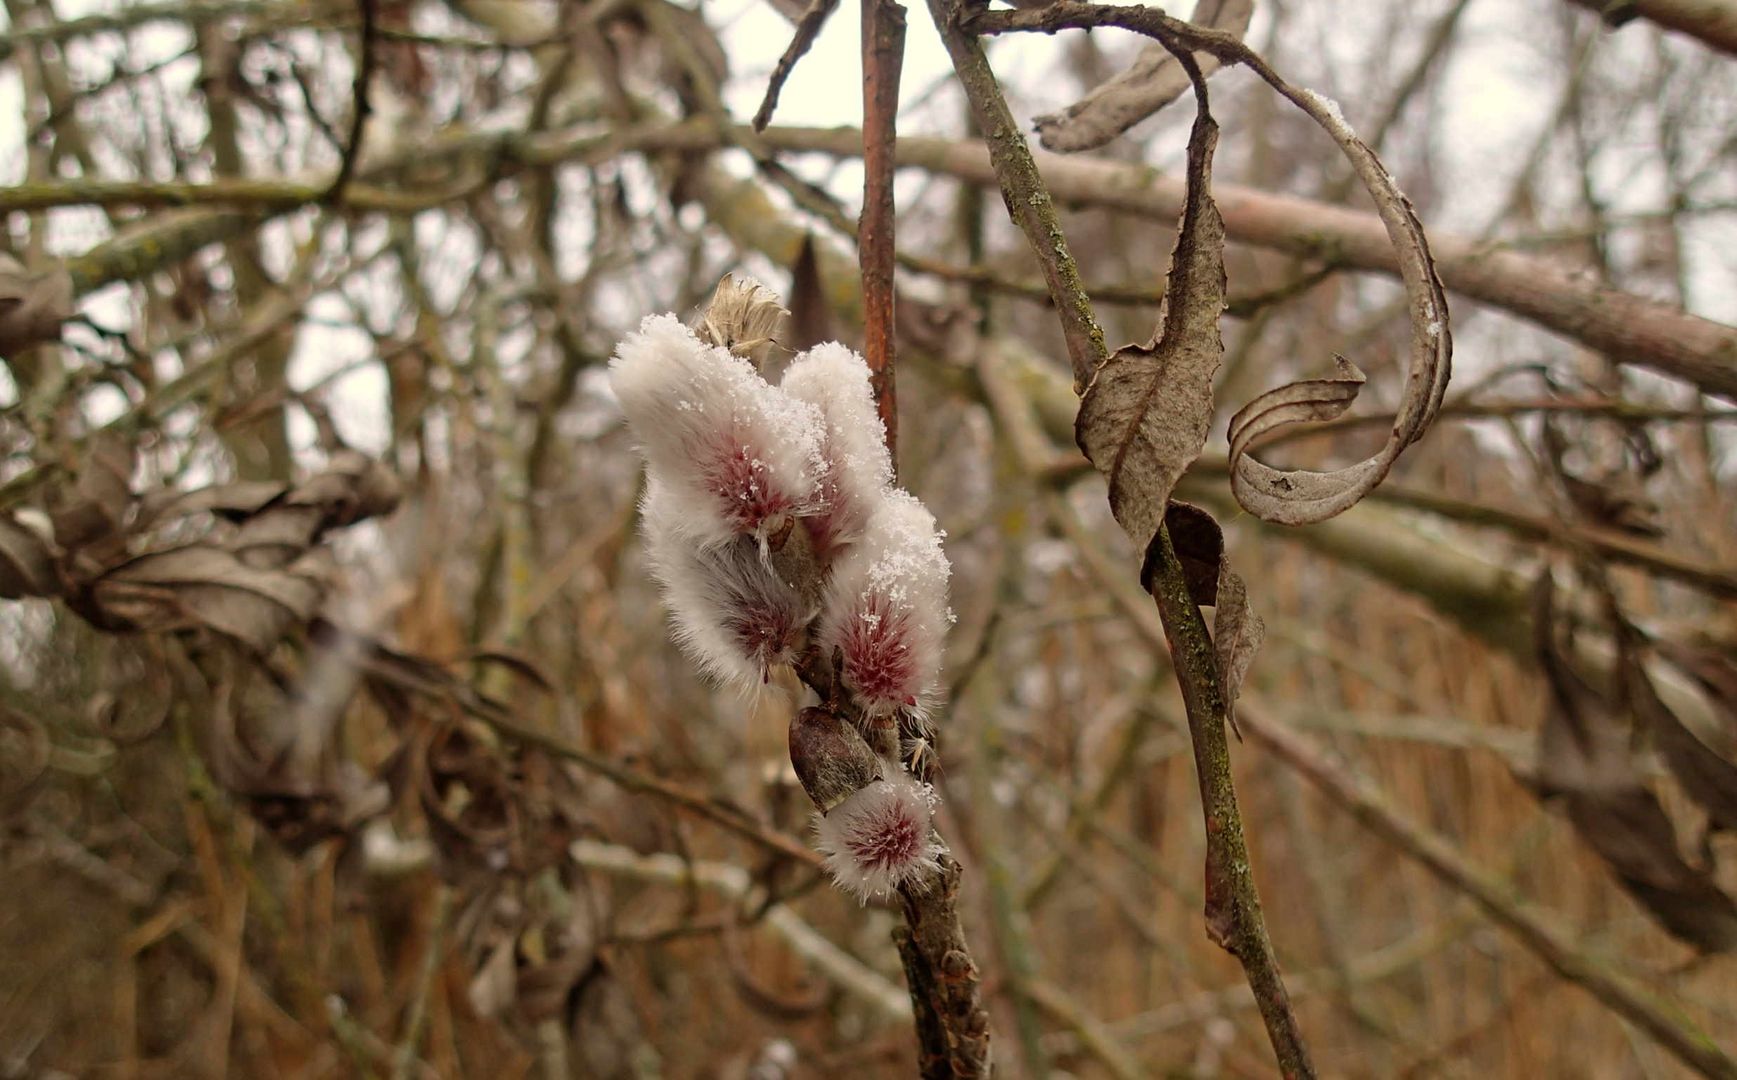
[700,429,796,533]
[840,595,918,707]
[723,594,796,674]
[847,801,923,873]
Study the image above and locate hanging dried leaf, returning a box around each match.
[1034,0,1252,153]
[1076,94,1225,582]
[0,512,58,598]
[1212,564,1263,733]
[90,545,336,651]
[1541,420,1665,538]
[1226,86,1450,525]
[1531,577,1737,952]
[49,433,135,555]
[1163,501,1223,606]
[0,254,74,357]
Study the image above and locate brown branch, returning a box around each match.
[326,0,379,202]
[861,0,907,466]
[927,1,1314,1073]
[752,0,843,131]
[1237,702,1737,1080]
[1564,0,1737,55]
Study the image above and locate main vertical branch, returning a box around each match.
[861,0,907,465]
[927,0,1314,1074]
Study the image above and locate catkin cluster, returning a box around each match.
[610,304,950,901]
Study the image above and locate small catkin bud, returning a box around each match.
[610,314,823,549]
[779,343,893,561]
[692,273,787,368]
[813,766,942,902]
[642,482,809,688]
[817,489,952,717]
[788,706,881,813]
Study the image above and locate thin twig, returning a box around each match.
[326,0,378,202]
[860,0,907,465]
[752,0,843,131]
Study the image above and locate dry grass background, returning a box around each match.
[2,0,1736,1076]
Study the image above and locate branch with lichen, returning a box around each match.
[926,0,1316,1073]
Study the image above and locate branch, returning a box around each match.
[736,123,1737,401]
[860,0,908,464]
[930,12,1314,1069]
[1564,0,1737,55]
[326,0,379,202]
[569,839,910,1021]
[1237,702,1737,1080]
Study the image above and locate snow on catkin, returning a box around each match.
[642,482,811,689]
[779,343,893,561]
[818,489,952,717]
[610,314,824,549]
[813,767,942,901]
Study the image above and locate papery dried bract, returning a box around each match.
[819,490,951,717]
[610,314,823,548]
[643,484,810,689]
[814,768,942,901]
[781,343,893,561]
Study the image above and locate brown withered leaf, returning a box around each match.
[1212,563,1263,734]
[1661,643,1737,741]
[1532,577,1737,952]
[91,545,335,651]
[1617,636,1737,840]
[1034,0,1253,153]
[1226,85,1450,524]
[0,254,73,357]
[138,480,288,526]
[50,432,135,555]
[1076,94,1224,582]
[1163,501,1222,606]
[0,511,58,598]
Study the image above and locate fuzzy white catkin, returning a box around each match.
[642,482,811,689]
[610,314,825,549]
[817,489,952,716]
[779,343,893,561]
[813,767,942,901]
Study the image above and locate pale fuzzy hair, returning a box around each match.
[610,314,824,550]
[813,766,942,902]
[779,343,893,561]
[817,489,952,717]
[642,481,811,689]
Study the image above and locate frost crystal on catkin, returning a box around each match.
[642,483,810,688]
[780,343,893,561]
[814,768,941,901]
[610,314,824,548]
[819,490,952,716]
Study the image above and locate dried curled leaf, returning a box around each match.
[1532,578,1737,952]
[0,254,74,357]
[1035,0,1252,153]
[1226,87,1451,525]
[1076,95,1225,581]
[92,545,337,651]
